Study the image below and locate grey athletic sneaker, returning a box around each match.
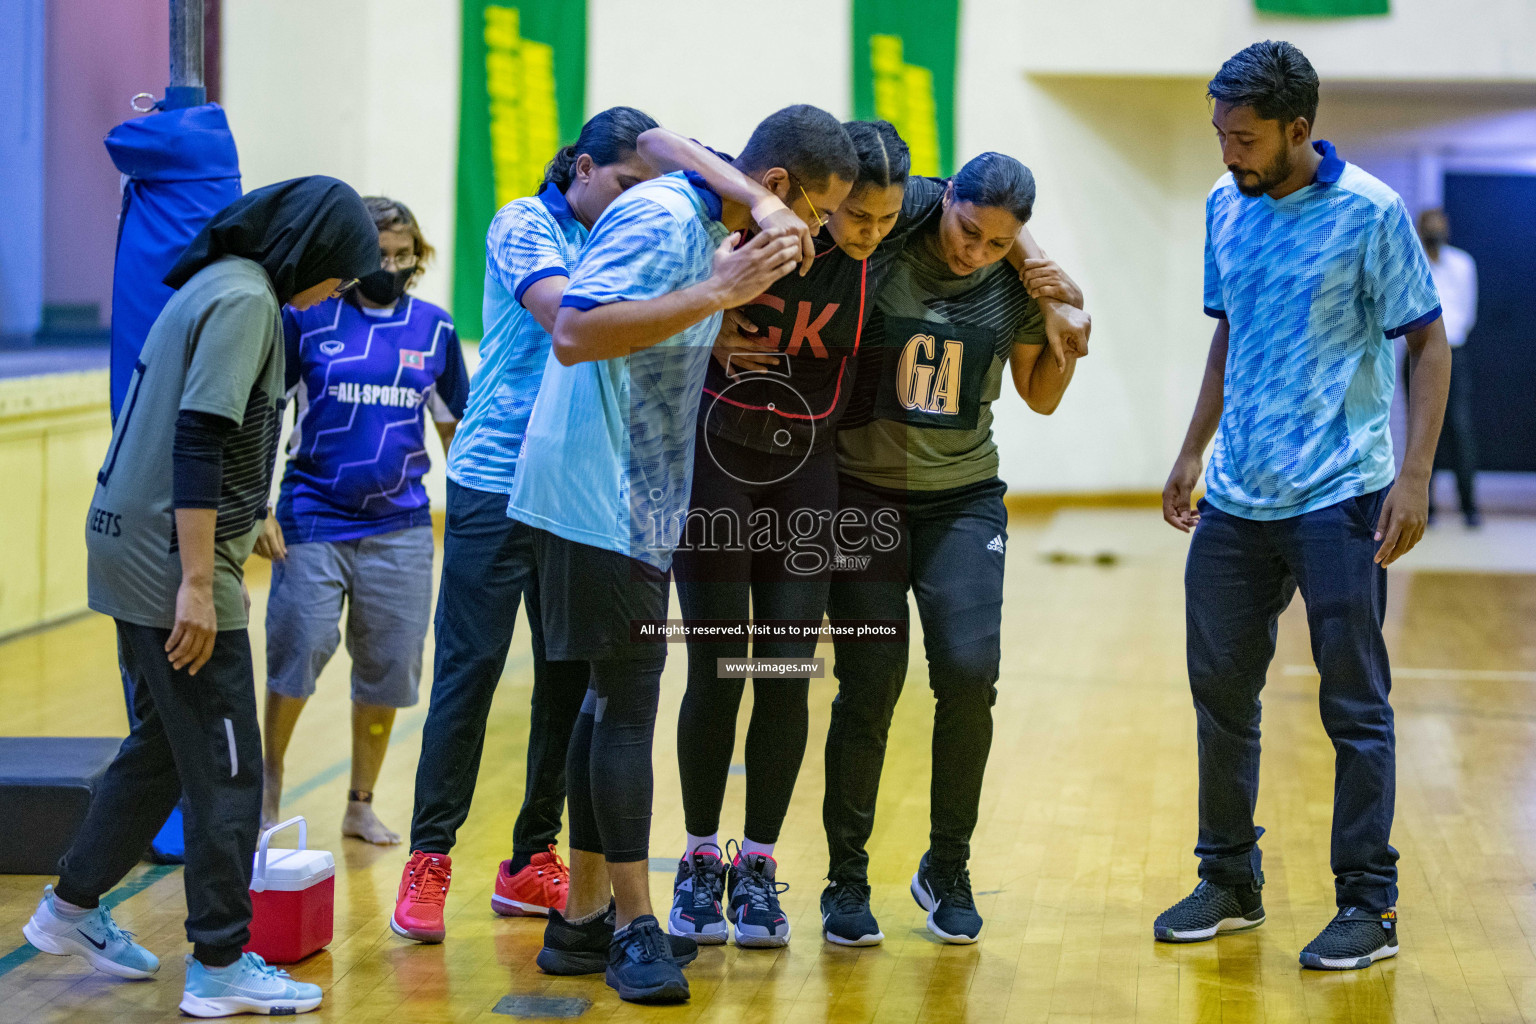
[668,845,729,944]
[726,844,791,948]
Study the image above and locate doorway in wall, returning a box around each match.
[1442,172,1536,473]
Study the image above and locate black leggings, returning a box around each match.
[823,476,1007,881]
[566,657,666,863]
[672,436,838,844]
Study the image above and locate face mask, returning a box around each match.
[357,266,414,305]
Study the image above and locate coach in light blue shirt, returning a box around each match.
[1154,42,1451,972]
[506,172,733,568]
[505,104,856,1004]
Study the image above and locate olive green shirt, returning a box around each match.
[837,232,1045,492]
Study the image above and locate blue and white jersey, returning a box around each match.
[1203,141,1441,521]
[277,295,469,543]
[506,172,729,570]
[447,183,586,496]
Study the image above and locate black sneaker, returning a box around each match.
[668,845,728,945]
[821,880,883,946]
[606,915,689,1004]
[1299,907,1399,970]
[726,843,791,948]
[536,904,698,975]
[910,851,983,944]
[1153,880,1265,943]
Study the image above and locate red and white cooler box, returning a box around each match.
[243,817,335,963]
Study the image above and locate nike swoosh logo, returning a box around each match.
[77,929,108,950]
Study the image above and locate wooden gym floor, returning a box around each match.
[2,510,1535,1023]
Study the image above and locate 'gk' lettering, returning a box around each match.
[785,302,839,357]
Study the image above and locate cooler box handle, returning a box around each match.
[252,816,307,893]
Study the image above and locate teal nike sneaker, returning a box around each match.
[180,952,323,1017]
[22,884,159,979]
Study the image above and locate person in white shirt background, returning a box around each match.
[1414,208,1481,527]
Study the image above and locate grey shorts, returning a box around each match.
[264,526,434,708]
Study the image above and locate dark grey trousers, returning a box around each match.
[57,621,261,966]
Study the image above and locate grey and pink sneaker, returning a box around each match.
[726,842,790,948]
[668,844,728,945]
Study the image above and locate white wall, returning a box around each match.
[224,0,463,505]
[1020,0,1536,81]
[961,0,1536,493]
[222,0,851,315]
[223,0,850,508]
[221,0,1536,497]
[222,0,462,313]
[1330,92,1536,207]
[587,0,850,145]
[979,76,1536,493]
[967,71,1223,493]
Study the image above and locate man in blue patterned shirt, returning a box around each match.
[1154,42,1451,971]
[394,110,825,956]
[508,105,856,1003]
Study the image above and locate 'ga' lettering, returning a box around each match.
[895,333,964,415]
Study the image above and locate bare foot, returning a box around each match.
[342,801,401,845]
[261,771,283,833]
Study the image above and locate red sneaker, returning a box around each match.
[392,851,452,943]
[491,844,569,917]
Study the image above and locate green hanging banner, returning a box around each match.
[454,0,586,338]
[1255,0,1388,15]
[851,0,960,178]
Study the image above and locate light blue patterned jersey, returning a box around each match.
[1203,141,1441,521]
[506,173,728,570]
[446,184,585,496]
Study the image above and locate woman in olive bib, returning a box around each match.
[822,153,1085,947]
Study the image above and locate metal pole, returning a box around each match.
[165,0,205,109]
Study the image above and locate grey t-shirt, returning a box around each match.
[837,229,1045,492]
[86,256,286,630]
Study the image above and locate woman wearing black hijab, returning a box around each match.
[20,177,377,1018]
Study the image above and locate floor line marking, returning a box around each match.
[0,650,538,979]
[1284,664,1536,683]
[0,863,178,979]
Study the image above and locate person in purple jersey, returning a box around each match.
[255,197,469,846]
